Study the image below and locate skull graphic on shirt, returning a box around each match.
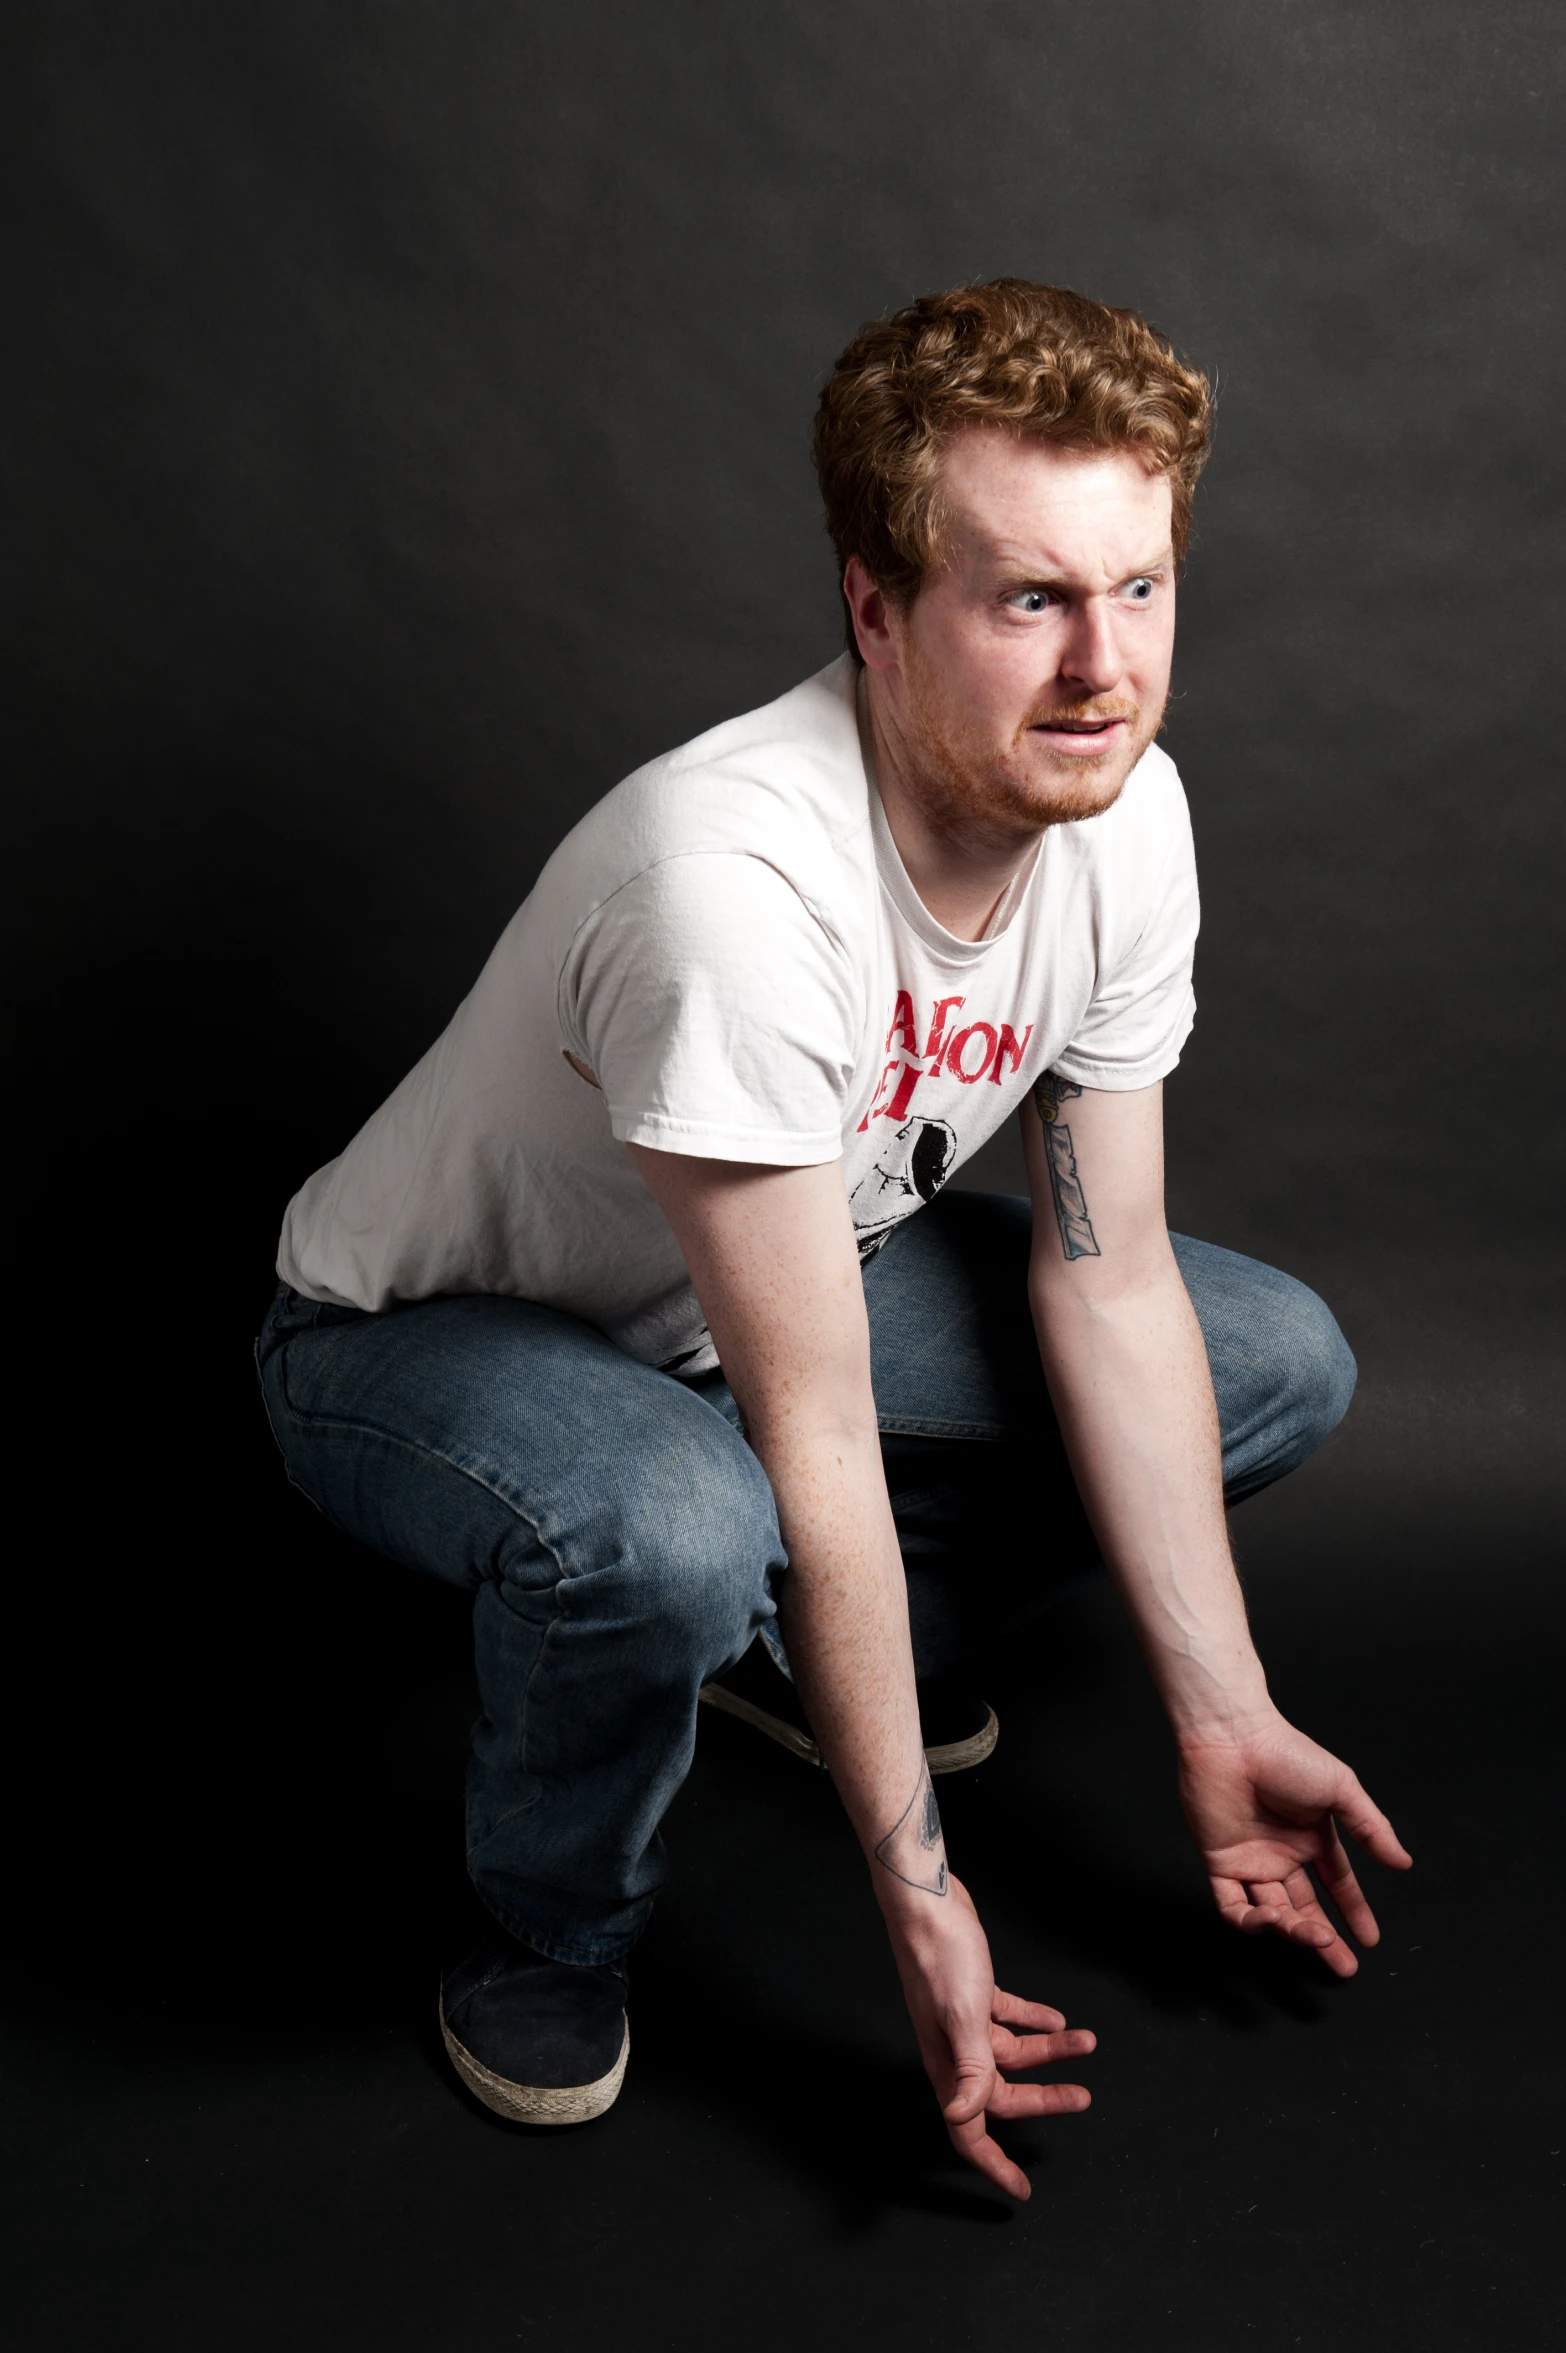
[849,1113,958,1258]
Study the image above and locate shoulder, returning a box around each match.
[1100,739,1190,838]
[1052,740,1194,882]
[657,655,863,797]
[554,657,870,901]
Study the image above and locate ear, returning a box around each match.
[843,556,904,673]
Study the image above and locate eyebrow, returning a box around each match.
[990,547,1176,590]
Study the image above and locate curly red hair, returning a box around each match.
[813,279,1213,651]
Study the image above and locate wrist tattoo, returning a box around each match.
[1033,1073,1101,1262]
[874,1760,949,1895]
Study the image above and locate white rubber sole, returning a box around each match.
[441,2010,629,2125]
[924,1706,1001,1775]
[698,1683,999,1777]
[698,1679,825,1764]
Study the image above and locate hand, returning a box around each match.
[1176,1708,1413,1977]
[884,1872,1095,2199]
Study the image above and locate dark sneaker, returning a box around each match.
[440,1932,630,2125]
[699,1644,998,1776]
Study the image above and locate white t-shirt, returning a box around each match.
[278,656,1198,1374]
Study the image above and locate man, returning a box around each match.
[258,280,1410,2199]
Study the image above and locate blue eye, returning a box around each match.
[1007,589,1053,613]
[1124,576,1155,602]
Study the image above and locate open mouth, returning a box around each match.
[1030,714,1128,748]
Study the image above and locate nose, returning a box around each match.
[1058,596,1124,697]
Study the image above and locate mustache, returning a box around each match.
[1024,696,1141,729]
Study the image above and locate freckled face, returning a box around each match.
[888,429,1178,832]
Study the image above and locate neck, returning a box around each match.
[863,670,1041,942]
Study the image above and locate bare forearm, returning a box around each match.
[622,1147,946,1911]
[1031,1257,1270,1735]
[624,1149,1092,2189]
[746,1413,946,1906]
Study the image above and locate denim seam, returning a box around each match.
[274,1358,555,1529]
[476,1538,577,1837]
[252,1338,291,1464]
[478,1548,575,1831]
[270,1350,577,1801]
[875,1414,1014,1440]
[472,1882,644,1969]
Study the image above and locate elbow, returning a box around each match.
[1029,1251,1178,1326]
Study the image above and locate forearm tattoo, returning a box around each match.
[874,1760,949,1895]
[1032,1073,1101,1261]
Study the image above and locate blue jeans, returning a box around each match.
[254,1193,1355,1964]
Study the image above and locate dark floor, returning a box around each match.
[7,1239,1562,2353]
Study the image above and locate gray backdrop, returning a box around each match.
[7,1,1562,1530]
[6,11,1564,2348]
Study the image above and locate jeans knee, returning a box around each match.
[1246,1278,1357,1488]
[1176,1234,1357,1501]
[1290,1287,1358,1451]
[602,1443,781,1671]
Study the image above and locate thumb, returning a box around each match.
[941,2028,999,2126]
[1336,1782,1413,1870]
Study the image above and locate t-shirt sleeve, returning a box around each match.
[1050,775,1200,1091]
[558,851,859,1162]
